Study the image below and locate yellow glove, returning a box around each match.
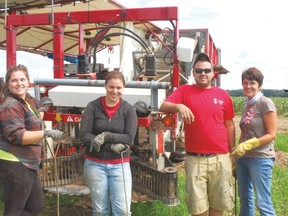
[230,137,260,158]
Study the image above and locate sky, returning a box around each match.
[0,0,288,90]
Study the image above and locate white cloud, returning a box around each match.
[116,0,288,90]
[0,51,54,82]
[1,0,288,90]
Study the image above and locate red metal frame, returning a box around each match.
[53,24,65,78]
[5,6,180,87]
[5,26,17,67]
[7,8,178,26]
[44,113,82,123]
[44,112,152,127]
[4,6,221,127]
[205,30,219,66]
[178,28,219,66]
[178,28,221,84]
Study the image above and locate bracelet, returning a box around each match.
[176,104,179,112]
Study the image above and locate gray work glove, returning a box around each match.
[39,97,53,112]
[90,132,106,152]
[110,143,126,154]
[44,130,64,139]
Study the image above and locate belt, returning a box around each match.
[186,152,216,158]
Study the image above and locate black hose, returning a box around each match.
[89,25,150,53]
[87,25,154,72]
[90,32,152,72]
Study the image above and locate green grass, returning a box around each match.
[232,96,288,116]
[131,169,236,216]
[130,130,288,216]
[275,132,288,151]
[131,170,190,216]
[271,166,288,216]
[1,131,288,215]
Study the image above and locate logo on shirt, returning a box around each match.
[243,108,255,124]
[213,98,223,105]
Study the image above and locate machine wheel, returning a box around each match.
[163,167,177,174]
[169,148,186,162]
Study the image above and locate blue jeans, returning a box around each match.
[236,157,275,216]
[84,159,132,216]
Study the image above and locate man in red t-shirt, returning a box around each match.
[160,53,236,216]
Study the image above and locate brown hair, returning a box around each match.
[105,71,126,86]
[5,64,30,83]
[241,67,264,86]
[192,53,212,69]
[3,64,30,95]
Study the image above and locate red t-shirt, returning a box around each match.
[165,84,235,153]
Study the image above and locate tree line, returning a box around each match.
[227,89,288,97]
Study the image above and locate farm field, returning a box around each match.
[29,117,288,215]
[0,95,287,215]
[232,96,288,116]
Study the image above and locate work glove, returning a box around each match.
[230,137,260,158]
[39,97,53,112]
[89,132,106,152]
[44,130,64,139]
[110,143,126,154]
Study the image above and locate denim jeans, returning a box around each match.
[236,157,275,216]
[84,159,132,216]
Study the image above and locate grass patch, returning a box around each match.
[131,169,190,216]
[1,164,287,215]
[0,130,287,215]
[275,132,288,152]
[271,166,288,216]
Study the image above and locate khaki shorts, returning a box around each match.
[185,153,235,215]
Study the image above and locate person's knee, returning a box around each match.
[28,200,44,215]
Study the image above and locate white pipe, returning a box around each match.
[4,0,7,26]
[51,0,54,25]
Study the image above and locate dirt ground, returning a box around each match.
[276,116,288,133]
[234,115,288,135]
[273,116,288,168]
[39,116,287,215]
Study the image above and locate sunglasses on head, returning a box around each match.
[194,68,212,74]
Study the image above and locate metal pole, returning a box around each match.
[235,178,237,216]
[34,78,171,109]
[120,146,130,216]
[4,0,7,26]
[34,78,170,89]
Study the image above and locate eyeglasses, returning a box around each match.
[194,68,212,74]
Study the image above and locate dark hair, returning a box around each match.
[192,53,212,69]
[3,64,30,96]
[105,71,126,86]
[241,67,264,86]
